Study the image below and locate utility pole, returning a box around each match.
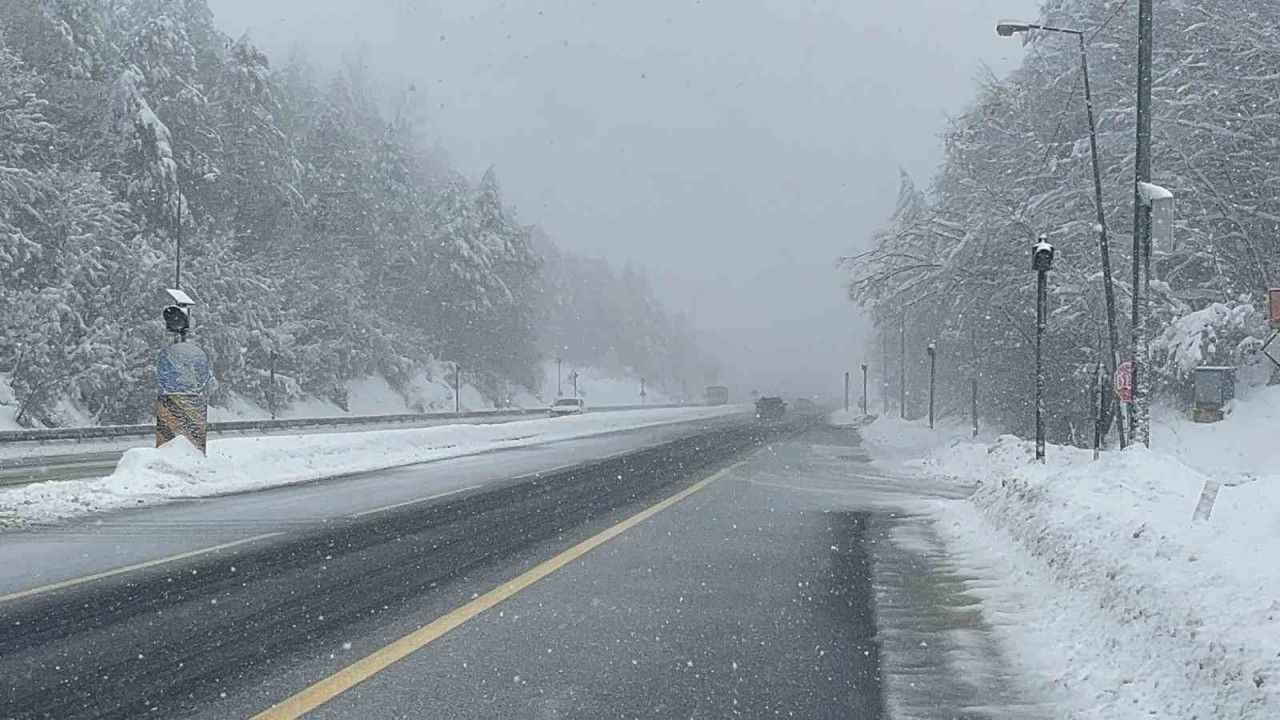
[454,363,461,414]
[844,371,850,413]
[899,315,907,419]
[926,343,937,429]
[556,357,562,397]
[1130,0,1154,447]
[1033,237,1055,462]
[861,364,869,416]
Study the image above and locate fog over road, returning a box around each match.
[207,0,1035,397]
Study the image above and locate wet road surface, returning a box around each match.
[0,418,1045,719]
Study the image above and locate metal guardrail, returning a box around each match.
[0,403,690,444]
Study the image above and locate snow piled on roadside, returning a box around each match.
[857,414,993,475]
[866,390,1280,719]
[0,405,746,525]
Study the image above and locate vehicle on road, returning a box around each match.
[755,396,786,420]
[548,397,586,416]
[704,385,729,405]
[792,397,819,413]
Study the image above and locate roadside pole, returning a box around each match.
[1033,237,1055,463]
[899,316,907,419]
[881,327,889,415]
[1092,362,1103,460]
[971,378,979,438]
[556,357,563,397]
[1130,0,1155,447]
[268,351,277,420]
[861,364,869,416]
[640,377,647,404]
[926,343,936,429]
[455,363,461,414]
[844,371,850,413]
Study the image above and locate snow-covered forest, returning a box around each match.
[0,0,711,426]
[846,0,1279,441]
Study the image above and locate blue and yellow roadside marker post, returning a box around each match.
[156,289,212,454]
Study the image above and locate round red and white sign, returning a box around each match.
[1113,360,1134,403]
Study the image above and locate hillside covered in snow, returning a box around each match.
[0,1,713,428]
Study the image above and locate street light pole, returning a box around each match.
[1131,0,1155,447]
[997,20,1126,449]
[1033,236,1056,462]
[556,357,562,397]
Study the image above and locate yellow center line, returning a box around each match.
[0,532,283,605]
[251,459,748,720]
[347,485,484,519]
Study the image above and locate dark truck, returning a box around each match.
[754,396,786,420]
[704,385,729,406]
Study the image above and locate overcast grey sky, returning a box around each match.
[208,0,1036,398]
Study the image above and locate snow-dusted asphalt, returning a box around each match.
[0,417,1043,719]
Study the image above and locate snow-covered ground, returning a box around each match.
[4,361,667,429]
[0,405,747,525]
[534,361,672,406]
[209,367,493,422]
[847,386,1280,719]
[0,374,18,431]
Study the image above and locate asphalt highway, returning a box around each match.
[0,415,1044,719]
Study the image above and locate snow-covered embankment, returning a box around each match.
[1,405,746,525]
[849,393,1280,719]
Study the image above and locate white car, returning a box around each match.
[548,397,586,416]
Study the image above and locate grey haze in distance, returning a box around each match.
[207,0,1034,400]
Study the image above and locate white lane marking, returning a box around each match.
[347,485,483,519]
[0,532,283,605]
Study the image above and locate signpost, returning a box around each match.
[1260,289,1280,372]
[1113,360,1134,404]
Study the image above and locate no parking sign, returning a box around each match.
[1113,361,1134,403]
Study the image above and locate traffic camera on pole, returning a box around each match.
[163,288,195,339]
[1032,236,1055,272]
